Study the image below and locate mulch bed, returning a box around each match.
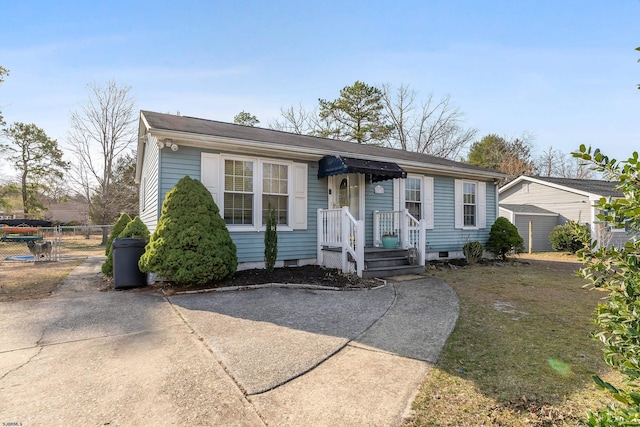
[146,264,382,294]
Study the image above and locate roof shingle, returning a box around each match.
[141,110,505,178]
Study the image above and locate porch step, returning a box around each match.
[363,247,424,278]
[365,256,411,268]
[362,264,425,279]
[322,246,425,278]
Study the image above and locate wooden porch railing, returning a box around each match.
[373,209,426,265]
[317,207,364,277]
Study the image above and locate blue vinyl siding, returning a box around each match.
[149,145,498,263]
[158,146,202,204]
[364,180,394,246]
[159,147,325,264]
[426,175,496,253]
[230,162,324,263]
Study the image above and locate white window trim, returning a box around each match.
[201,153,307,232]
[398,175,434,230]
[220,155,294,232]
[455,179,486,230]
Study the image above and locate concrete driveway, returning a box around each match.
[0,258,459,426]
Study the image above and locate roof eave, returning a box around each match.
[146,128,506,181]
[500,175,605,199]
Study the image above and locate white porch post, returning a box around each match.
[340,206,350,273]
[373,210,380,247]
[401,208,410,248]
[356,219,364,277]
[317,208,324,266]
[418,219,427,265]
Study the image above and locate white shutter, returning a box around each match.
[478,181,487,228]
[454,179,463,229]
[423,176,434,229]
[292,162,308,230]
[201,153,221,209]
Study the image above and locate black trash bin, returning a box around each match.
[112,238,147,289]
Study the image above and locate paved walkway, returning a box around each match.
[0,258,459,426]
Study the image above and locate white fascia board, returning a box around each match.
[148,129,506,180]
[135,112,152,183]
[499,175,602,199]
[514,212,559,217]
[498,206,558,216]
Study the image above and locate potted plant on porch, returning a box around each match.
[381,232,399,249]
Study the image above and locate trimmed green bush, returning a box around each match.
[486,217,524,260]
[105,213,132,255]
[118,216,150,241]
[463,241,483,264]
[101,213,132,277]
[139,176,237,286]
[549,222,585,253]
[264,206,277,273]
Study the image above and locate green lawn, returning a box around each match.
[405,253,621,426]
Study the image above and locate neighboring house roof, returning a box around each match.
[499,175,624,198]
[43,200,89,224]
[499,204,558,216]
[138,110,506,180]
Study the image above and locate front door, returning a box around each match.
[329,174,363,220]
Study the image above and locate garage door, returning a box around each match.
[514,214,559,252]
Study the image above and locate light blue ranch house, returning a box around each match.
[135,111,506,278]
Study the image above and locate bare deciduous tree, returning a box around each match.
[381,83,477,160]
[535,146,593,178]
[269,104,334,137]
[68,80,137,242]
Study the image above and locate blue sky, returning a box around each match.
[1,0,639,174]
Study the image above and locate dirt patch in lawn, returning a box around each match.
[0,260,84,302]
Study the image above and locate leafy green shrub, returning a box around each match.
[549,222,585,253]
[139,175,237,286]
[264,206,277,273]
[573,146,640,425]
[463,241,483,264]
[118,216,150,240]
[485,217,524,260]
[101,213,131,277]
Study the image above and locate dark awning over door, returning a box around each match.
[317,155,407,183]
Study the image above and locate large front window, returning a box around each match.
[222,158,291,227]
[463,182,476,226]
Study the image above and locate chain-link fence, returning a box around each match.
[0,225,113,263]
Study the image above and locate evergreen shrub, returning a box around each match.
[264,206,278,273]
[486,217,524,260]
[549,222,585,253]
[101,213,131,277]
[139,176,237,286]
[118,216,150,241]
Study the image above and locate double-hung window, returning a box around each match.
[454,179,486,229]
[463,182,476,227]
[262,163,288,225]
[405,177,422,220]
[201,153,307,231]
[224,159,254,225]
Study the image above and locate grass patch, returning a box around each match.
[0,259,84,301]
[405,253,621,426]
